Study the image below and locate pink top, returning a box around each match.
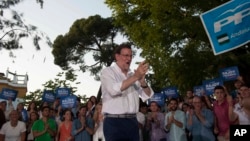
[213,100,230,136]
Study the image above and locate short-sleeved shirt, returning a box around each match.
[213,100,230,136]
[165,110,187,141]
[0,121,26,141]
[32,119,57,141]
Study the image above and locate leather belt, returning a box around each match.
[104,113,136,118]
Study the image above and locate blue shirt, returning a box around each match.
[71,116,94,141]
[165,110,187,141]
[186,108,215,141]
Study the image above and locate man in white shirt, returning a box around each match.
[101,43,154,141]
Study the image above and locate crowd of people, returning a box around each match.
[0,43,249,141]
[136,80,250,141]
[0,95,104,141]
[0,81,249,141]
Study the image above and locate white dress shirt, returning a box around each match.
[101,63,154,114]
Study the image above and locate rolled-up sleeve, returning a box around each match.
[101,68,123,97]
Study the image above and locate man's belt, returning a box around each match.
[104,113,136,118]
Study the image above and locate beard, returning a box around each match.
[171,106,177,111]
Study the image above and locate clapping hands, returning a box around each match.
[134,60,149,80]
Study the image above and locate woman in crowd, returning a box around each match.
[26,111,39,141]
[27,102,38,118]
[0,110,26,141]
[146,101,166,141]
[86,100,94,118]
[56,109,74,141]
[93,102,105,141]
[16,103,29,123]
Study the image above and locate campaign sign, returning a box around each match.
[219,66,239,81]
[162,86,179,99]
[230,125,250,140]
[60,95,76,109]
[200,0,250,55]
[55,87,70,98]
[0,88,18,101]
[202,78,224,95]
[42,90,55,103]
[148,93,165,107]
[193,85,205,96]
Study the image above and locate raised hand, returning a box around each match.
[134,60,149,80]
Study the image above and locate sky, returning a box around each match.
[0,0,143,98]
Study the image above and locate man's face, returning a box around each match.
[115,48,132,73]
[42,108,50,117]
[239,86,250,98]
[140,107,148,114]
[214,89,225,102]
[192,97,202,110]
[10,110,19,122]
[186,91,193,98]
[169,100,178,111]
[0,102,6,110]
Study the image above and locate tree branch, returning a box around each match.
[0,28,29,41]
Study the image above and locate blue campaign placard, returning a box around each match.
[200,0,250,55]
[202,78,224,95]
[60,95,76,109]
[0,88,18,101]
[148,93,165,107]
[42,90,55,103]
[162,86,179,99]
[55,87,70,98]
[219,66,239,81]
[193,85,205,96]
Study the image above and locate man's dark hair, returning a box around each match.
[0,101,7,105]
[169,98,178,104]
[214,85,224,91]
[41,106,50,111]
[113,43,132,61]
[114,43,131,54]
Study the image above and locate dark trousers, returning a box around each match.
[103,117,139,141]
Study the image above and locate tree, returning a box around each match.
[52,15,121,100]
[105,0,250,94]
[23,71,88,107]
[0,0,51,51]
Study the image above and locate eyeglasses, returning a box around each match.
[120,54,133,58]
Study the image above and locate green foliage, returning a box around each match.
[52,15,119,80]
[105,0,250,95]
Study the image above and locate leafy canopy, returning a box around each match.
[105,0,250,94]
[52,15,120,80]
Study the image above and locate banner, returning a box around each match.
[219,66,239,81]
[202,78,224,95]
[200,0,250,55]
[42,90,55,103]
[0,88,18,101]
[193,85,205,96]
[161,86,179,99]
[56,87,70,98]
[60,95,77,109]
[148,93,165,107]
